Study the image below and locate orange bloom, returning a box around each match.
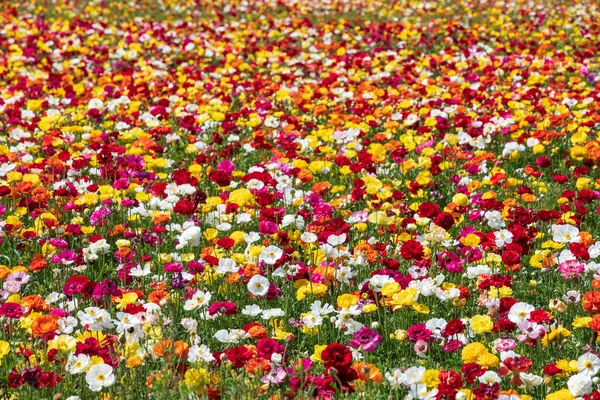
[31,315,59,337]
[583,291,600,315]
[148,290,170,305]
[108,224,125,237]
[153,214,170,224]
[117,247,132,258]
[243,264,260,277]
[246,325,268,339]
[590,314,600,333]
[245,357,270,376]
[29,259,48,273]
[352,362,383,383]
[153,339,173,357]
[21,295,51,312]
[31,187,51,202]
[16,181,34,194]
[174,340,189,359]
[312,182,331,195]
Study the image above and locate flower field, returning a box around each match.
[1,0,600,398]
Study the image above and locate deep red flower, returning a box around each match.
[321,343,352,369]
[400,240,424,261]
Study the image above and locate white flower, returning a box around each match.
[214,329,249,343]
[247,275,269,296]
[302,312,323,328]
[403,366,426,385]
[68,353,91,374]
[87,98,104,111]
[180,318,198,333]
[494,230,513,248]
[484,211,505,229]
[259,246,283,265]
[243,232,260,244]
[183,290,211,311]
[552,224,580,243]
[77,307,114,331]
[215,258,238,274]
[85,364,115,392]
[129,264,152,277]
[519,372,543,388]
[385,368,404,389]
[577,352,600,377]
[242,304,262,316]
[589,242,600,259]
[300,232,317,243]
[176,226,202,249]
[479,371,501,385]
[261,308,285,319]
[188,344,215,363]
[0,163,15,177]
[327,233,347,246]
[567,373,593,396]
[507,302,535,324]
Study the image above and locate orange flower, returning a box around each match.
[16,181,34,194]
[245,357,270,376]
[31,187,51,202]
[29,259,48,273]
[148,290,170,305]
[108,224,125,237]
[352,362,383,383]
[243,264,260,277]
[31,315,59,337]
[153,213,170,224]
[227,273,240,284]
[21,295,51,312]
[174,340,189,359]
[246,325,268,339]
[590,314,600,333]
[117,247,132,258]
[312,182,331,195]
[583,291,600,315]
[296,168,313,183]
[153,339,173,357]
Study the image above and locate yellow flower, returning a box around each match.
[461,342,487,363]
[337,294,359,309]
[381,282,401,296]
[470,315,493,333]
[184,367,209,390]
[477,352,499,368]
[460,234,480,247]
[545,388,575,400]
[363,304,377,313]
[422,369,440,388]
[0,341,9,362]
[572,316,592,329]
[310,345,327,363]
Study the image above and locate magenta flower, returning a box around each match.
[558,259,585,280]
[349,327,382,352]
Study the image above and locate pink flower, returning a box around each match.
[349,327,382,352]
[558,259,585,280]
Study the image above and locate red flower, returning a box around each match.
[434,212,455,230]
[400,240,424,261]
[461,363,485,385]
[209,170,232,187]
[173,199,195,215]
[438,370,463,390]
[444,319,466,336]
[418,202,440,218]
[570,242,590,261]
[321,343,352,369]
